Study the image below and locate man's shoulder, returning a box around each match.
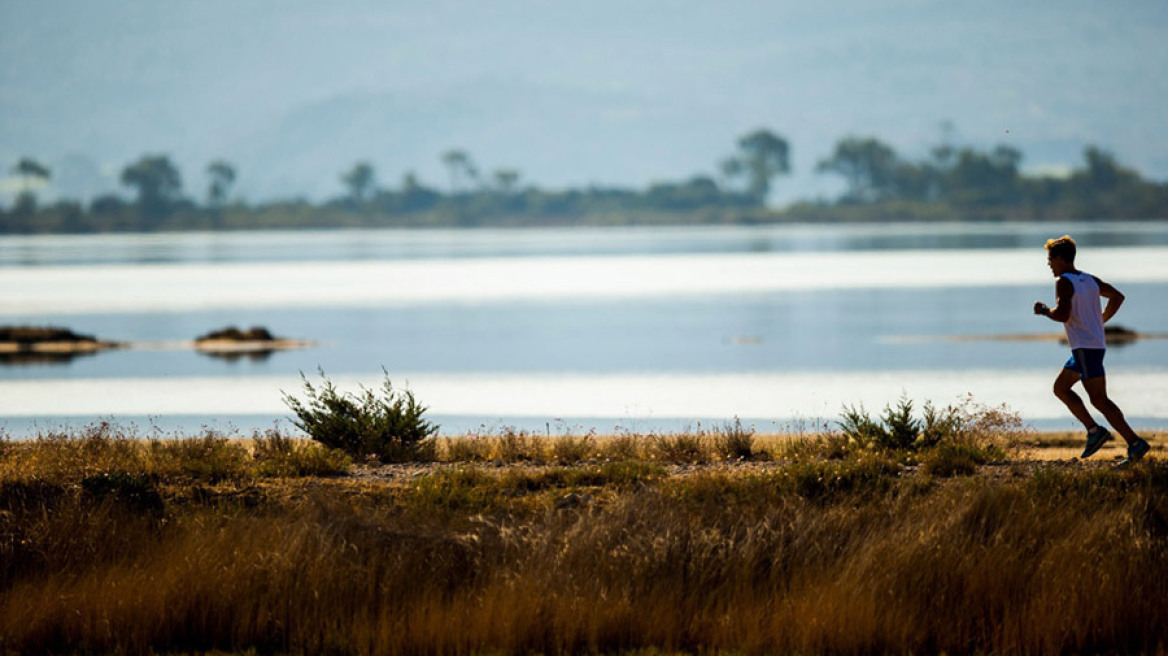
[1059,271,1096,284]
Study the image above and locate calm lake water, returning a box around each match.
[2,222,1167,437]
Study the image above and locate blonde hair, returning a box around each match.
[1044,235,1076,263]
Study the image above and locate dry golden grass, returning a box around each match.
[1,423,1166,655]
[1018,430,1168,462]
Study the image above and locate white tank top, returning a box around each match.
[1062,271,1106,349]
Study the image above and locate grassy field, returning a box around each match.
[1,420,1165,655]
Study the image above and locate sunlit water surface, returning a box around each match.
[2,223,1166,436]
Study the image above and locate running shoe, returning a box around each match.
[1080,426,1113,459]
[1116,437,1152,469]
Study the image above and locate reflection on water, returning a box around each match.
[0,350,100,367]
[198,350,277,363]
[1,369,1166,437]
[3,222,1168,266]
[4,247,1168,316]
[2,223,1166,434]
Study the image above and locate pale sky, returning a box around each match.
[2,0,1167,205]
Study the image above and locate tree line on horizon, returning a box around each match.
[3,128,1167,234]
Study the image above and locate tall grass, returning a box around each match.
[434,421,758,466]
[1,418,1164,654]
[0,423,350,485]
[2,461,1166,654]
[838,395,1028,461]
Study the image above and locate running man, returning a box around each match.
[1033,235,1151,465]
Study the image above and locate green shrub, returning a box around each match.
[918,401,963,450]
[838,404,887,450]
[283,370,438,463]
[837,395,1025,462]
[880,397,921,451]
[840,396,921,451]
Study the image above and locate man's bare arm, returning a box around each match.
[1095,276,1125,323]
[1033,277,1074,322]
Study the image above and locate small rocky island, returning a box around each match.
[194,325,313,360]
[0,324,313,365]
[1058,324,1145,346]
[0,326,124,364]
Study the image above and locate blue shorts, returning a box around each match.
[1064,348,1106,381]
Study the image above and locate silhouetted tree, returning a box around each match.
[341,161,376,205]
[945,145,1023,207]
[721,129,790,204]
[492,169,521,194]
[5,133,1168,233]
[441,150,478,195]
[120,154,183,219]
[12,157,51,191]
[718,157,744,191]
[10,157,51,214]
[90,194,129,216]
[206,160,237,208]
[645,176,729,210]
[398,172,440,212]
[817,137,901,203]
[1075,146,1138,193]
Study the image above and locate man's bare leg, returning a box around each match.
[1053,368,1098,430]
[1083,376,1140,445]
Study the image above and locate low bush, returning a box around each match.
[839,396,923,451]
[838,395,1029,464]
[283,369,438,463]
[713,418,755,460]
